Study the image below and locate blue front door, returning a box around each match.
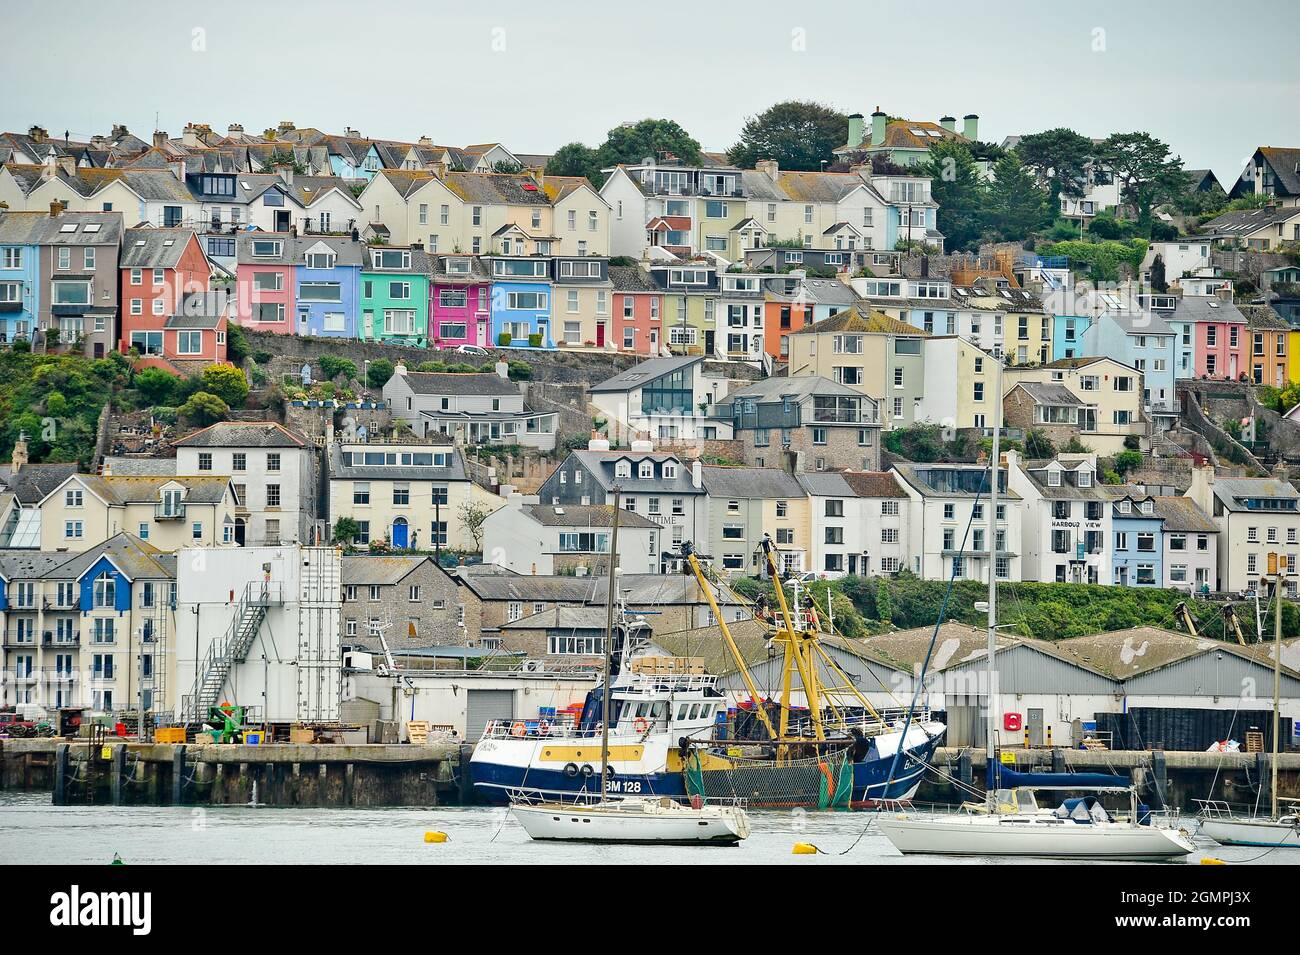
[392,519,408,549]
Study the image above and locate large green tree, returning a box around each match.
[1014,127,1095,202]
[984,152,1052,240]
[916,140,987,252]
[596,119,702,168]
[546,142,602,186]
[1096,132,1187,234]
[727,100,847,171]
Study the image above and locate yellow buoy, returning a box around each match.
[1200,857,1226,865]
[792,842,819,855]
[424,831,448,844]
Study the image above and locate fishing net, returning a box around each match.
[688,748,856,809]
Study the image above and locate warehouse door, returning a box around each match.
[1027,708,1044,747]
[466,689,515,741]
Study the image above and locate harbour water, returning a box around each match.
[0,793,1284,865]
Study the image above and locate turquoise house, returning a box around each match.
[488,256,553,347]
[359,246,432,346]
[0,213,43,344]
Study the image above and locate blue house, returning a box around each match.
[0,212,44,343]
[1111,493,1164,587]
[293,237,364,338]
[488,256,553,347]
[1081,309,1178,417]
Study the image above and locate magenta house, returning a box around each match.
[429,255,492,348]
[234,233,295,335]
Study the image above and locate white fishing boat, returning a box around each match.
[507,489,752,846]
[509,792,750,845]
[876,358,1194,861]
[1196,563,1300,849]
[878,789,1195,861]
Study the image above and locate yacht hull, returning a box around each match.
[877,814,1196,860]
[510,801,749,845]
[1200,818,1300,847]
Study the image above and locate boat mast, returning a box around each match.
[600,488,622,800]
[1273,553,1282,820]
[985,356,1003,809]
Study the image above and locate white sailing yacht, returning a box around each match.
[1199,566,1300,849]
[508,489,751,847]
[875,358,1196,861]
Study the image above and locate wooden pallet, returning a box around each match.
[406,721,431,745]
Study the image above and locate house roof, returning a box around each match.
[0,463,80,504]
[0,209,124,245]
[1202,205,1300,237]
[1151,496,1217,533]
[518,504,660,529]
[1012,382,1084,406]
[650,619,774,675]
[589,355,700,394]
[1240,303,1290,331]
[500,605,610,632]
[839,471,908,498]
[716,374,874,407]
[43,532,176,582]
[341,555,442,586]
[99,457,178,477]
[700,466,805,499]
[328,444,467,483]
[568,450,702,495]
[1258,147,1300,196]
[788,306,925,337]
[119,228,200,268]
[1209,476,1300,513]
[607,265,659,293]
[54,474,235,507]
[395,371,517,397]
[173,421,307,449]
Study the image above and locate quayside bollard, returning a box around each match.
[53,744,69,806]
[171,746,186,806]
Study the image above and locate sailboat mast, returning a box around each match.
[1273,559,1282,820]
[600,488,622,797]
[985,356,1003,807]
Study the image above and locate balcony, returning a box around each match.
[42,631,80,647]
[154,503,187,520]
[2,631,38,648]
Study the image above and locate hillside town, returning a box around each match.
[1,107,1299,761]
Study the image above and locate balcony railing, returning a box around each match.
[2,631,38,648]
[154,503,187,520]
[42,631,80,647]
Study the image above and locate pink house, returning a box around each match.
[233,233,295,334]
[1191,297,1248,380]
[610,265,664,356]
[429,256,492,348]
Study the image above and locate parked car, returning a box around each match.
[455,344,489,356]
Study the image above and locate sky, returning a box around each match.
[5,0,1297,186]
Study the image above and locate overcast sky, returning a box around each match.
[6,0,1296,185]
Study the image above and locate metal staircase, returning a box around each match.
[184,582,282,724]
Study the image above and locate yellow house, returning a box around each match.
[1002,357,1146,454]
[543,177,611,257]
[39,474,241,552]
[326,443,506,552]
[700,467,811,576]
[554,281,614,346]
[786,307,929,428]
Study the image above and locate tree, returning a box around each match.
[915,140,987,252]
[984,152,1052,240]
[178,390,229,426]
[1096,132,1187,234]
[1024,429,1057,459]
[727,100,847,171]
[199,364,249,407]
[458,500,493,552]
[546,142,602,186]
[1014,128,1095,203]
[225,322,250,365]
[1150,253,1168,293]
[366,358,394,389]
[332,517,360,546]
[1112,450,1143,477]
[134,367,183,405]
[596,119,702,168]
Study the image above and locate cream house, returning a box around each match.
[700,467,811,577]
[1002,357,1146,455]
[1185,465,1300,595]
[38,474,241,553]
[326,442,506,552]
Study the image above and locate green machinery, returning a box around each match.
[205,704,246,744]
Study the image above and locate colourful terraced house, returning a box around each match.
[119,228,211,358]
[359,245,432,345]
[609,265,664,356]
[553,256,613,348]
[646,259,720,357]
[486,255,553,347]
[0,211,42,344]
[235,232,295,334]
[294,237,363,338]
[428,254,492,348]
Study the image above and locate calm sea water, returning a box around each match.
[0,792,1284,865]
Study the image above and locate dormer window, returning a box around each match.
[1047,470,1061,487]
[160,487,184,517]
[638,461,654,479]
[372,249,411,270]
[305,252,335,269]
[251,239,282,257]
[1140,500,1153,514]
[615,461,631,478]
[1119,500,1131,514]
[663,462,677,479]
[1077,470,1093,488]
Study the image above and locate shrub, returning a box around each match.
[319,355,357,381]
[528,333,543,348]
[366,358,395,389]
[226,323,250,365]
[200,364,250,407]
[497,331,512,346]
[178,390,229,426]
[134,367,183,405]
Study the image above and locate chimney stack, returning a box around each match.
[110,124,129,142]
[418,135,433,148]
[182,124,203,148]
[871,109,887,148]
[962,114,980,142]
[272,161,294,185]
[11,431,29,471]
[49,200,65,217]
[153,130,168,149]
[692,457,703,489]
[940,115,956,133]
[277,120,296,137]
[226,123,245,141]
[428,160,446,179]
[56,155,76,177]
[755,159,779,182]
[344,127,361,139]
[495,360,510,380]
[846,114,864,149]
[28,125,48,144]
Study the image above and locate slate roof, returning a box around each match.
[99,457,177,477]
[607,265,659,293]
[699,466,805,499]
[0,209,123,246]
[788,306,925,337]
[41,532,176,581]
[1151,496,1217,534]
[500,605,610,631]
[1240,303,1290,330]
[1013,382,1084,406]
[428,255,491,283]
[0,463,80,503]
[0,550,74,581]
[1202,205,1300,238]
[716,374,876,408]
[442,171,548,206]
[1259,147,1300,196]
[341,555,441,586]
[518,504,659,529]
[795,472,854,497]
[173,421,307,449]
[328,444,467,483]
[774,170,867,203]
[397,371,518,397]
[589,355,701,393]
[120,228,201,268]
[55,474,235,506]
[1209,476,1300,513]
[568,451,702,495]
[840,471,908,498]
